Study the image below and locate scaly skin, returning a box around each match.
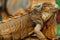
[0,2,58,40]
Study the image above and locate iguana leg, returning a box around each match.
[34,24,46,40]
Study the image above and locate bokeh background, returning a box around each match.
[56,0,60,36]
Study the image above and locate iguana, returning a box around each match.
[0,2,58,40]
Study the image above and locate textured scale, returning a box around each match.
[0,2,58,40]
[0,15,34,40]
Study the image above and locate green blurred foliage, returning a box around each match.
[56,0,60,9]
[56,0,60,36]
[57,24,60,36]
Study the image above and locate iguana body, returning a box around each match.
[0,2,58,40]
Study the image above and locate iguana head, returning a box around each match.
[40,2,58,22]
[29,2,58,27]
